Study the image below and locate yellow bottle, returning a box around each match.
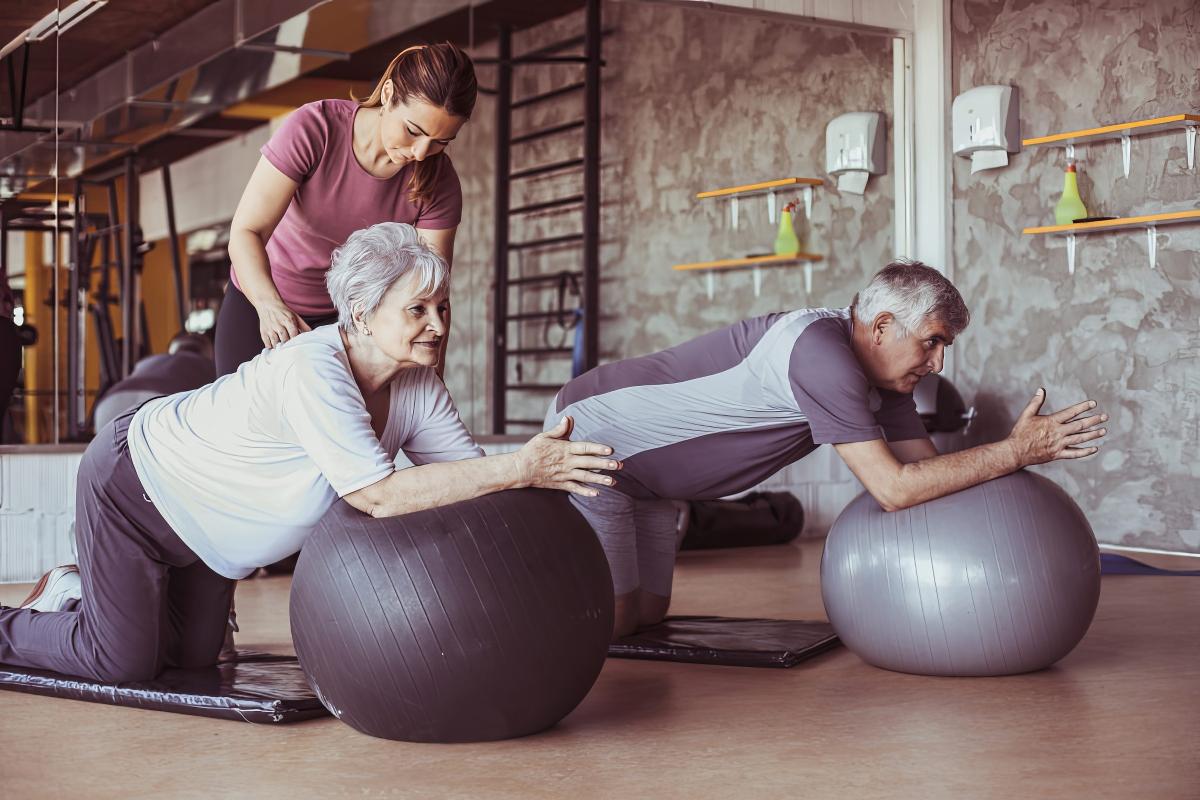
[1054,162,1088,225]
[774,208,801,255]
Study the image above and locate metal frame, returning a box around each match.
[490,24,513,434]
[161,164,185,330]
[1,43,34,132]
[68,183,86,438]
[491,0,603,433]
[582,0,601,374]
[121,156,137,376]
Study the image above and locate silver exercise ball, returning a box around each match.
[820,470,1101,677]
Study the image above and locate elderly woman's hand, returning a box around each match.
[516,416,621,497]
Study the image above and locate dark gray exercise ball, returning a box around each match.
[290,490,614,742]
[820,470,1101,677]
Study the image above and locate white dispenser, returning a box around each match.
[825,111,886,195]
[952,85,1020,173]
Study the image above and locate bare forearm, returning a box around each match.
[228,228,281,307]
[890,440,1020,510]
[358,452,527,518]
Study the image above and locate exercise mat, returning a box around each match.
[608,615,840,668]
[1100,553,1200,576]
[0,650,328,724]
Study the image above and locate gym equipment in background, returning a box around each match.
[912,372,976,453]
[821,470,1101,677]
[679,491,804,551]
[290,490,614,742]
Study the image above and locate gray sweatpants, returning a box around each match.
[547,398,680,597]
[570,488,679,598]
[0,409,234,682]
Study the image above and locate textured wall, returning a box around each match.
[951,0,1200,552]
[445,2,897,432]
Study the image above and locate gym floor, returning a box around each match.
[1,539,1196,798]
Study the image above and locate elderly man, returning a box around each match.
[548,260,1109,638]
[0,222,618,683]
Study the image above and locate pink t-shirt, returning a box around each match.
[238,99,463,315]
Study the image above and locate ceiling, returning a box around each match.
[1,0,223,125]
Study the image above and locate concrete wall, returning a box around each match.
[446,1,898,432]
[950,0,1200,553]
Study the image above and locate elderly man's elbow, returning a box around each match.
[865,481,909,513]
[874,494,902,513]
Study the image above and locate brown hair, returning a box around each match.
[357,43,477,204]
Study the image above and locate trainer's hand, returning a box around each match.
[516,416,622,497]
[255,300,311,348]
[1007,388,1108,466]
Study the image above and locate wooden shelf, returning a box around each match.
[1022,209,1200,235]
[1023,114,1200,147]
[696,177,822,199]
[672,252,823,272]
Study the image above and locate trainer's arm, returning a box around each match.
[228,157,297,309]
[344,417,619,518]
[837,389,1107,512]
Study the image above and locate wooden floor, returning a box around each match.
[1,539,1197,799]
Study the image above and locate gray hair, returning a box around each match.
[851,259,970,338]
[326,222,449,332]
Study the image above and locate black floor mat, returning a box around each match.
[0,650,329,724]
[608,615,841,668]
[0,617,842,722]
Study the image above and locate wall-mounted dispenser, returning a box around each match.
[952,85,1020,173]
[825,111,886,195]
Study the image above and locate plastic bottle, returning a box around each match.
[1054,162,1088,226]
[774,204,801,255]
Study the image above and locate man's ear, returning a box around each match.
[872,312,894,345]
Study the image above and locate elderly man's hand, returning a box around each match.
[1007,388,1108,466]
[516,416,622,497]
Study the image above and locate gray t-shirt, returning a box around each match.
[551,307,927,500]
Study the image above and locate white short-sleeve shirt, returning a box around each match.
[127,325,483,579]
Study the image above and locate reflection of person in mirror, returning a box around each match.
[0,260,19,441]
[91,332,218,432]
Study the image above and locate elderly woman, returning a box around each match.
[549,261,1108,637]
[0,222,618,683]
